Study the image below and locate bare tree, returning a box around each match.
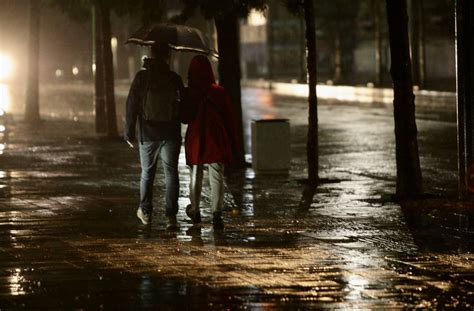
[282,0,319,184]
[215,12,245,166]
[385,0,422,198]
[372,0,383,86]
[92,2,107,134]
[303,0,319,185]
[99,1,118,137]
[25,0,41,125]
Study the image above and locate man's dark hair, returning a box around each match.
[151,43,171,60]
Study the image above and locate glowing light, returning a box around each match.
[72,67,79,76]
[55,69,63,77]
[248,9,267,26]
[92,63,96,74]
[0,54,13,81]
[0,125,5,132]
[111,37,118,49]
[0,83,11,113]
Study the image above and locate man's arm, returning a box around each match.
[124,71,146,146]
[175,73,196,124]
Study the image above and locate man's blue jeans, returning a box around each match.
[139,140,181,217]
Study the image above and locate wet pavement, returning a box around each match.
[0,82,473,309]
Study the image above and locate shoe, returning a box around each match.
[136,208,150,225]
[186,204,201,224]
[166,215,178,230]
[212,212,224,230]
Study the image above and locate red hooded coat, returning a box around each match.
[185,55,239,165]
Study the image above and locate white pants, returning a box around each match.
[189,163,224,214]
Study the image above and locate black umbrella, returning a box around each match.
[126,23,218,58]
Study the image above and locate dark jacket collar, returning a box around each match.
[143,57,169,72]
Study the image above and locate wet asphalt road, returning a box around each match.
[0,83,472,309]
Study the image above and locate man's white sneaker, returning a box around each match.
[136,208,150,225]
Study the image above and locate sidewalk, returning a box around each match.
[242,79,456,110]
[0,87,473,309]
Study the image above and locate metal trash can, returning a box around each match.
[251,119,290,173]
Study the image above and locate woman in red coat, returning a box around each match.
[184,55,239,229]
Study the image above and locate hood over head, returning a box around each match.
[188,55,215,94]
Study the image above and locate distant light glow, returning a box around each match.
[72,67,79,76]
[0,83,11,113]
[0,125,5,132]
[55,69,63,78]
[92,63,96,74]
[248,10,267,26]
[111,37,118,71]
[111,37,118,49]
[0,54,14,81]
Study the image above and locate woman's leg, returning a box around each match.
[208,162,225,214]
[189,164,204,213]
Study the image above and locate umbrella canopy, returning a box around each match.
[126,23,218,58]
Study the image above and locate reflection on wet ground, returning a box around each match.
[0,84,472,309]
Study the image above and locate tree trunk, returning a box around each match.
[100,2,118,137]
[267,6,274,88]
[372,0,383,86]
[455,0,474,198]
[303,0,319,185]
[215,13,245,166]
[409,0,426,88]
[92,3,107,134]
[299,17,306,83]
[340,18,357,85]
[385,0,422,198]
[333,31,342,84]
[25,0,40,125]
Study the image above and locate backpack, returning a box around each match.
[142,70,180,122]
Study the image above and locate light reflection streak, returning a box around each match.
[340,250,384,301]
[9,268,25,295]
[343,274,368,300]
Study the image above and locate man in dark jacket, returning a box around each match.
[124,43,185,229]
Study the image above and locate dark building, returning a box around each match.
[240,0,456,91]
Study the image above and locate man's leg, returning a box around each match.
[139,141,161,217]
[160,139,181,217]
